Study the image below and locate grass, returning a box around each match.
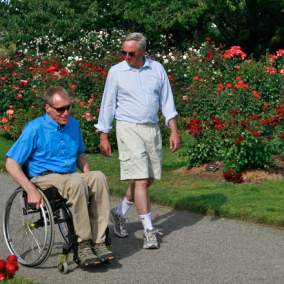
[2,134,284,227]
[89,149,284,227]
[0,135,13,170]
[3,277,35,284]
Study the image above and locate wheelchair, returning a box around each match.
[3,185,111,273]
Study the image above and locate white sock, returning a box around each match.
[139,212,153,232]
[115,197,134,217]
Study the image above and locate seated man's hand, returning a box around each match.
[28,188,44,209]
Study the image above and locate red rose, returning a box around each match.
[88,97,95,103]
[6,255,17,264]
[252,91,261,99]
[68,83,77,90]
[251,129,261,138]
[5,261,18,275]
[20,79,29,86]
[45,65,59,73]
[0,260,5,271]
[234,135,243,145]
[0,272,5,281]
[223,168,243,183]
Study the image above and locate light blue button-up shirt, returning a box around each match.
[95,57,178,133]
[6,113,86,177]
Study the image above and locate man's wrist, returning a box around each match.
[170,128,179,135]
[100,132,109,141]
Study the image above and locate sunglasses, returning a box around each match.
[121,50,136,57]
[49,104,72,113]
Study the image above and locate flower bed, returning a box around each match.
[0,35,284,181]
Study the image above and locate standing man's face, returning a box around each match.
[45,93,72,125]
[122,40,145,68]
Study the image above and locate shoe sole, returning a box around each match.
[80,258,101,267]
[99,255,116,263]
[110,213,128,238]
[143,244,159,249]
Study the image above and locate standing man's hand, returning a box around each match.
[168,118,181,152]
[169,131,181,152]
[100,133,112,156]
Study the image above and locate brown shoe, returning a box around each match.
[93,243,115,263]
[78,240,100,267]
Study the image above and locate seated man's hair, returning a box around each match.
[44,86,70,105]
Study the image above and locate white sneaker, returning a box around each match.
[110,208,128,238]
[143,228,163,249]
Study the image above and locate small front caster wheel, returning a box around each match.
[58,261,69,274]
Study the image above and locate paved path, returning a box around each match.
[1,174,284,284]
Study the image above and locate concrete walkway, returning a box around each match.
[1,174,284,284]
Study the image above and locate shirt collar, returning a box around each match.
[44,113,66,131]
[121,57,152,71]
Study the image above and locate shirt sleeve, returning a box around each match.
[95,67,118,133]
[159,66,178,126]
[6,123,37,165]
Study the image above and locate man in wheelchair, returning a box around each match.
[5,86,114,268]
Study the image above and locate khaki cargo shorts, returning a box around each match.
[116,120,163,180]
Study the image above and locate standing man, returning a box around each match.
[95,32,181,249]
[6,86,114,267]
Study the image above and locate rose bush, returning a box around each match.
[170,43,284,181]
[0,54,119,151]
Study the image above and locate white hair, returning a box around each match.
[123,32,147,51]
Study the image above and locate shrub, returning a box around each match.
[171,43,284,174]
[0,55,118,149]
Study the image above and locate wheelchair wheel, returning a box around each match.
[3,187,55,267]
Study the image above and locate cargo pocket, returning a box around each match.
[119,152,131,178]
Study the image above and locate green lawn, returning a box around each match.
[2,135,284,226]
[0,135,13,170]
[3,277,35,284]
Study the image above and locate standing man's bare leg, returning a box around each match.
[134,178,154,231]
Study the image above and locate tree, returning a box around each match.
[1,0,284,56]
[207,0,284,55]
[0,0,100,45]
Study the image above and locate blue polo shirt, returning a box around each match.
[6,113,86,177]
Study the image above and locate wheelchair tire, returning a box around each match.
[3,187,55,267]
[57,206,74,245]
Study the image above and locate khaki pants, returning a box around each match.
[31,171,110,244]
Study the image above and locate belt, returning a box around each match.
[41,171,63,176]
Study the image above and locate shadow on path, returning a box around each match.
[111,192,227,261]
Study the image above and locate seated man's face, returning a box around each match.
[45,93,72,125]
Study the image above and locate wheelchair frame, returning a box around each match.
[3,186,79,273]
